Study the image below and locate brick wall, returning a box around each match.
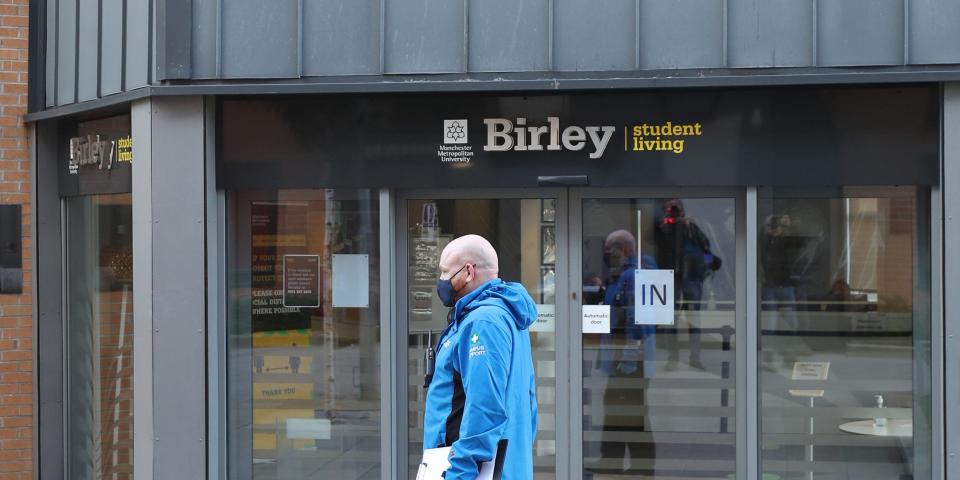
[0,0,32,477]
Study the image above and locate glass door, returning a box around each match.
[401,192,566,479]
[573,190,742,480]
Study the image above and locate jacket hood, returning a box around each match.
[455,278,537,330]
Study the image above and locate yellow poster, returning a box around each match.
[252,329,311,348]
[253,382,313,400]
[258,355,312,374]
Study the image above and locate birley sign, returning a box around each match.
[439,116,704,163]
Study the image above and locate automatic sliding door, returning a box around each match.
[403,196,561,479]
[578,195,738,479]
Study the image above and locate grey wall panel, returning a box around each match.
[909,0,960,64]
[221,0,298,77]
[45,0,56,107]
[126,0,150,88]
[727,0,813,67]
[100,0,123,95]
[78,0,98,100]
[555,0,635,71]
[302,0,380,76]
[638,0,723,69]
[817,0,904,66]
[56,0,76,105]
[150,96,207,479]
[192,0,219,77]
[384,0,465,73]
[468,0,550,72]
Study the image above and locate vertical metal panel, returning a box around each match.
[100,0,123,95]
[156,0,192,79]
[302,0,380,76]
[944,83,960,480]
[739,188,755,480]
[205,97,226,480]
[45,0,56,106]
[220,0,298,77]
[467,0,550,72]
[125,0,149,88]
[131,98,154,480]
[727,0,813,67]
[638,0,724,69]
[149,96,207,478]
[383,0,465,73]
[909,0,960,64]
[379,189,396,480]
[56,0,76,105]
[554,0,634,71]
[77,0,98,101]
[192,0,219,77]
[35,119,64,480]
[816,0,904,66]
[930,186,943,480]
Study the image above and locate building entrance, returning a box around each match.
[400,188,742,479]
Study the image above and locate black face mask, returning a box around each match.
[436,264,469,308]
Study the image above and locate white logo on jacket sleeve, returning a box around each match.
[468,333,486,357]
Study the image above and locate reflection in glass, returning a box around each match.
[581,197,736,479]
[227,190,381,479]
[759,190,931,480]
[406,198,557,479]
[66,194,134,480]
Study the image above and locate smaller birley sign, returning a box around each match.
[69,134,133,174]
[634,269,675,325]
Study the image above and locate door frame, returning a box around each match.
[395,188,571,480]
[394,186,748,480]
[567,187,748,478]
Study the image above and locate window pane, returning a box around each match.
[759,189,931,480]
[227,190,381,479]
[66,193,134,479]
[405,198,558,479]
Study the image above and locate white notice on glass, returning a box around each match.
[634,269,675,325]
[332,254,369,308]
[531,304,556,333]
[582,305,611,334]
[791,362,830,381]
[285,418,332,440]
[417,447,499,480]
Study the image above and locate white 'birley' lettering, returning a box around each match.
[483,117,616,159]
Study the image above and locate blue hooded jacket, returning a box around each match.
[422,278,538,479]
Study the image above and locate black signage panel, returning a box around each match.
[59,114,133,196]
[218,86,939,189]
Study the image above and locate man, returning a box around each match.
[422,234,538,479]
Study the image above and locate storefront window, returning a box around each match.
[65,193,134,479]
[759,188,932,480]
[227,189,381,479]
[405,198,558,478]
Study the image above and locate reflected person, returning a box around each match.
[654,199,721,370]
[595,229,658,473]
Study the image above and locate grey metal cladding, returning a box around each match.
[157,0,192,79]
[78,0,98,101]
[727,0,813,67]
[638,0,724,69]
[45,0,56,107]
[192,0,219,78]
[126,0,150,88]
[100,0,123,95]
[302,0,380,76]
[554,0,635,71]
[221,0,299,77]
[384,0,465,73]
[909,0,960,64]
[468,0,550,72]
[817,0,904,66]
[56,0,76,105]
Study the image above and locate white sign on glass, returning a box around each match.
[531,304,556,333]
[582,305,611,334]
[332,254,369,308]
[634,269,675,325]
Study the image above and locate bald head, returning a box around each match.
[438,235,499,303]
[604,229,636,256]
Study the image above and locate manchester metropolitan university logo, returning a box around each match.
[443,119,468,144]
[438,119,473,163]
